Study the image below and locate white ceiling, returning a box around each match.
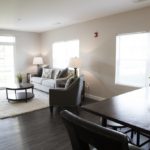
[0,0,150,32]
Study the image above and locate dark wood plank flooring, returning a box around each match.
[0,98,149,150]
[0,98,99,150]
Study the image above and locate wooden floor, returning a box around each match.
[0,99,149,150]
[0,98,99,150]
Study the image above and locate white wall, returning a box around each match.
[40,7,150,98]
[0,29,41,74]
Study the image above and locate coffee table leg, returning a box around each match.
[136,131,140,146]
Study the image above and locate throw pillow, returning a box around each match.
[65,77,75,88]
[58,68,68,78]
[42,68,52,78]
[51,69,60,79]
[37,65,50,77]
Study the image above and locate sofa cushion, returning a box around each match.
[51,69,60,79]
[42,79,56,88]
[42,68,52,78]
[58,68,68,78]
[31,77,44,84]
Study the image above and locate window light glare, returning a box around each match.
[52,40,79,68]
[0,36,15,43]
[115,32,150,87]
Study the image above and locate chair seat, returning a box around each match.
[99,117,124,128]
[107,120,124,128]
[128,144,142,150]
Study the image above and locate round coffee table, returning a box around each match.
[6,83,34,102]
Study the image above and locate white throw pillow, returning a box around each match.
[42,68,52,78]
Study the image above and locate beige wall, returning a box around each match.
[0,29,41,74]
[41,7,150,98]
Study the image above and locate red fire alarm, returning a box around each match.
[94,32,98,38]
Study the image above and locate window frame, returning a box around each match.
[115,32,150,87]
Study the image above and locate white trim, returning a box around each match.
[85,93,105,101]
[116,31,148,36]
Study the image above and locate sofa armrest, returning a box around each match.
[29,73,40,83]
[27,73,39,83]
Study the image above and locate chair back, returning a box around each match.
[49,76,84,107]
[61,110,129,150]
[67,76,83,106]
[77,75,84,104]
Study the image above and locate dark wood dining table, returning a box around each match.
[82,87,150,146]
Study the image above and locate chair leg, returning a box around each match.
[136,131,140,146]
[112,127,117,130]
[131,130,134,139]
[50,106,53,113]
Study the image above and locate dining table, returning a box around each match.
[82,87,150,147]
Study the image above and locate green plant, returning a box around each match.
[16,73,23,83]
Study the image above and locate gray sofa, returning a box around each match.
[30,68,74,93]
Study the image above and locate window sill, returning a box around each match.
[115,83,142,89]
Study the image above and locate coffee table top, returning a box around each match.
[6,83,33,90]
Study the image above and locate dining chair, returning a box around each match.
[61,110,142,150]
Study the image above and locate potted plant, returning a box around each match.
[16,73,23,84]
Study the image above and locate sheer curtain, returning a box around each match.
[0,36,15,87]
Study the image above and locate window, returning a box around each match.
[115,32,150,87]
[52,40,79,68]
[0,36,15,87]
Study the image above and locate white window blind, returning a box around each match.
[0,36,15,87]
[52,40,79,68]
[115,32,150,87]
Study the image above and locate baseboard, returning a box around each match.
[85,93,105,101]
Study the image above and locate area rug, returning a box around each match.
[0,89,49,119]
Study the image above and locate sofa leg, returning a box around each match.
[50,106,53,113]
